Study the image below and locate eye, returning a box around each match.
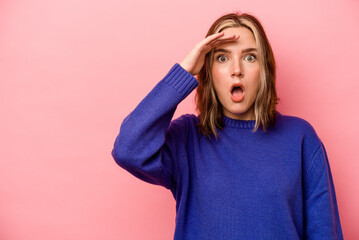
[216,55,228,63]
[244,54,256,62]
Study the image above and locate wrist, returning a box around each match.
[179,62,192,75]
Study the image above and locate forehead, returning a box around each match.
[215,27,256,51]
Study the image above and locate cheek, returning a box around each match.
[246,66,260,95]
[211,66,226,90]
[247,64,260,80]
[211,65,226,79]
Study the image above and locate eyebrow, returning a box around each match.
[213,48,257,54]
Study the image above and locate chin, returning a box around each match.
[229,107,249,115]
[225,106,254,119]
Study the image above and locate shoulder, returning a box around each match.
[277,111,314,129]
[168,114,199,137]
[169,113,199,131]
[164,114,200,144]
[277,111,319,136]
[276,111,322,150]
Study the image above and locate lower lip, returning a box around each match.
[231,91,245,102]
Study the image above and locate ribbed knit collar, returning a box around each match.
[196,111,281,129]
[222,115,256,129]
[221,111,281,129]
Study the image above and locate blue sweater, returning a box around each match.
[112,63,344,239]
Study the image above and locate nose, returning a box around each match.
[231,59,243,78]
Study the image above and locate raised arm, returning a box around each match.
[111,32,240,189]
[111,63,197,189]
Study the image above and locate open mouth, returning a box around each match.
[230,83,245,102]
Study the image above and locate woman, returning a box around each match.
[112,11,344,239]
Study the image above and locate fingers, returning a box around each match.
[212,33,240,44]
[204,32,225,43]
[202,32,240,50]
[210,36,239,47]
[204,32,238,45]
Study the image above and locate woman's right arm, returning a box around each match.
[111,32,239,190]
[111,63,198,190]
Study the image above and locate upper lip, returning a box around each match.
[230,82,245,93]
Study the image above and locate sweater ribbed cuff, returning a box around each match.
[163,63,199,100]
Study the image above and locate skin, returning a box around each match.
[180,27,260,121]
[180,31,240,76]
[211,27,260,120]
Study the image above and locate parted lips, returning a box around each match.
[230,82,245,102]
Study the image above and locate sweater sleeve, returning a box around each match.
[303,141,344,239]
[111,63,198,190]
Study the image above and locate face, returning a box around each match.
[211,27,260,120]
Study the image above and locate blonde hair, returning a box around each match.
[195,11,280,139]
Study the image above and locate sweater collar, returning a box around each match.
[221,111,281,129]
[222,115,256,129]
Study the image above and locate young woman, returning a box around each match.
[112,12,344,239]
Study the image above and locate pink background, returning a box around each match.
[1,0,358,239]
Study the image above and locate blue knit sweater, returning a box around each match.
[111,63,343,239]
